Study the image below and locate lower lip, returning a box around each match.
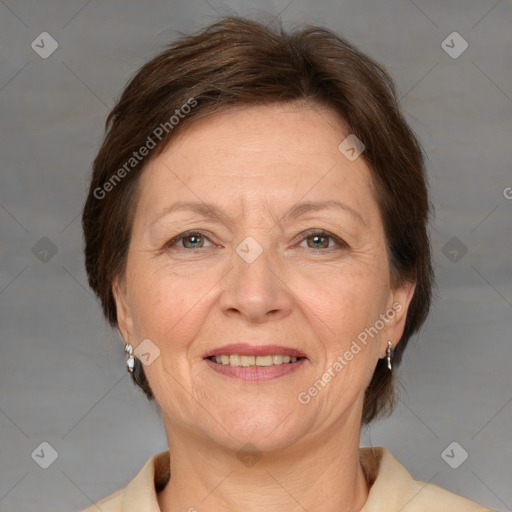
[204,358,307,381]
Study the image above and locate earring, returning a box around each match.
[124,344,135,373]
[386,341,393,371]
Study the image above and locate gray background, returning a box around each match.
[0,0,511,511]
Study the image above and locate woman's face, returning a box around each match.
[113,102,414,451]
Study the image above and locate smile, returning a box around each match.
[208,354,303,366]
[203,344,308,381]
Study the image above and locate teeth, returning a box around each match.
[241,355,255,366]
[272,355,283,365]
[256,355,273,366]
[230,355,241,367]
[209,354,302,366]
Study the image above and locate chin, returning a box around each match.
[206,403,312,453]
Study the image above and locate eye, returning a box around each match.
[298,230,348,250]
[165,231,214,250]
[164,229,348,252]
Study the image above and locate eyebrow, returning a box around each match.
[150,199,367,229]
[285,200,366,226]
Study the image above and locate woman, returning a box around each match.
[81,15,496,512]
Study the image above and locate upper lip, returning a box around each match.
[203,344,307,359]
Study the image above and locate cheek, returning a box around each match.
[300,259,391,391]
[308,261,390,335]
[128,265,209,352]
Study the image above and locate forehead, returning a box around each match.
[136,102,377,221]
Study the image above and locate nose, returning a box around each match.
[219,240,293,324]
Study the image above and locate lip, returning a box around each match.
[202,344,308,359]
[205,357,307,381]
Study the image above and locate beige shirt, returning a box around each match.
[83,447,496,511]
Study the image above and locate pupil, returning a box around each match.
[186,235,202,248]
[310,235,327,248]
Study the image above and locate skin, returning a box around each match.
[113,101,415,512]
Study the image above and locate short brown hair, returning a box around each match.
[82,15,433,425]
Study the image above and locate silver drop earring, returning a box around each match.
[386,341,393,371]
[124,344,135,373]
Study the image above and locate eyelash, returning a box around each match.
[164,229,348,251]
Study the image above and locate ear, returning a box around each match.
[112,275,136,345]
[384,279,416,354]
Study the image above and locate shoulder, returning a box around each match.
[82,489,123,512]
[81,450,170,512]
[360,446,496,512]
[405,479,496,512]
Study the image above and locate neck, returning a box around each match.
[157,417,369,512]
